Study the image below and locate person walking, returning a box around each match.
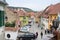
[40,32,43,39]
[38,24,40,27]
[35,32,38,38]
[45,30,46,34]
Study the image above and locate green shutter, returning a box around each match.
[2,11,4,25]
[0,11,4,27]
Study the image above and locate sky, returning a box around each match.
[6,0,60,11]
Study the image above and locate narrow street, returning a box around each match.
[29,23,53,40]
[0,0,60,40]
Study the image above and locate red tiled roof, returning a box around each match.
[36,12,42,17]
[42,13,49,18]
[28,12,35,16]
[7,8,29,16]
[45,3,60,14]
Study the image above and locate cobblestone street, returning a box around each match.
[29,23,53,40]
[0,0,60,40]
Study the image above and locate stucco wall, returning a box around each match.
[5,7,17,23]
[0,6,4,11]
[48,14,57,29]
[5,31,18,40]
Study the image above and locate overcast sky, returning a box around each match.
[6,0,60,11]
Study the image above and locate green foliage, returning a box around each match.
[11,21,15,27]
[5,22,11,27]
[5,21,15,27]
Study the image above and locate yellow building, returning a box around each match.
[20,16,29,26]
[35,12,41,23]
[18,9,29,26]
[35,17,40,23]
[43,3,60,30]
[5,7,18,23]
[48,14,57,30]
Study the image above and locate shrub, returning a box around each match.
[5,22,11,27]
[5,21,15,27]
[10,21,15,27]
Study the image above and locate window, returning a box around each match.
[23,16,26,19]
[5,16,8,21]
[23,20,26,23]
[58,17,60,21]
[18,25,20,27]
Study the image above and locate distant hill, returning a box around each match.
[7,6,34,12]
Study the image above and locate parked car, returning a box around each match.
[26,24,31,28]
[20,26,29,33]
[17,32,37,40]
[28,20,32,26]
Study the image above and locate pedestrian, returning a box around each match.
[35,32,38,38]
[45,30,46,34]
[48,30,49,34]
[40,32,43,39]
[38,24,39,27]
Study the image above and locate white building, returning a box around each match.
[0,0,7,40]
[41,17,48,30]
[42,18,48,30]
[5,27,18,40]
